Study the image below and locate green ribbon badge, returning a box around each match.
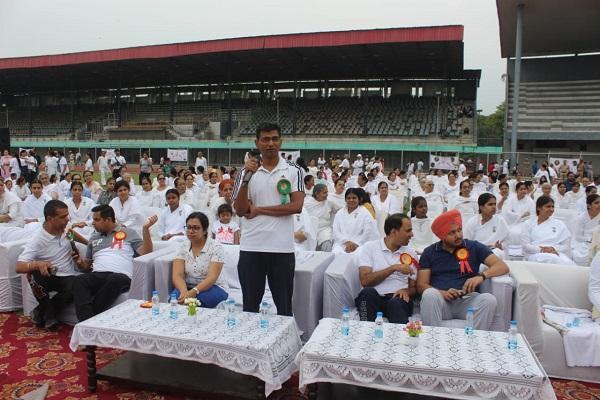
[277,178,292,205]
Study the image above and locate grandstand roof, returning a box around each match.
[0,26,477,94]
[497,0,600,58]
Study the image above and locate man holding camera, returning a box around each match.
[233,122,305,316]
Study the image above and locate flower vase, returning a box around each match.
[405,335,420,347]
[186,306,198,324]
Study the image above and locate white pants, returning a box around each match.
[526,252,575,265]
[100,169,109,185]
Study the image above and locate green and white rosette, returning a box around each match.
[277,178,292,205]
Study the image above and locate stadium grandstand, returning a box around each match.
[498,0,600,157]
[0,26,501,165]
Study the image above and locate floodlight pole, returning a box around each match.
[510,4,524,158]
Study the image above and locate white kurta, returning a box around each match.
[553,192,570,209]
[409,217,436,254]
[0,191,23,227]
[463,214,510,259]
[109,196,145,234]
[440,182,459,203]
[23,194,51,221]
[304,196,340,245]
[43,183,63,200]
[502,195,536,226]
[571,212,600,266]
[138,189,163,209]
[447,194,478,220]
[157,203,193,240]
[521,216,575,264]
[65,196,96,238]
[370,194,401,216]
[293,208,317,251]
[423,192,445,218]
[565,190,584,209]
[328,192,346,211]
[332,206,378,254]
[13,185,31,201]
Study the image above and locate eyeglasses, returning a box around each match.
[185,225,203,231]
[158,177,166,180]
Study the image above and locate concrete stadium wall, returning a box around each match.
[508,54,600,82]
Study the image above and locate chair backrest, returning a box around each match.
[508,260,591,310]
[222,245,241,290]
[322,252,361,317]
[552,208,578,235]
[375,211,388,237]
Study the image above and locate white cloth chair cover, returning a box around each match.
[0,237,29,311]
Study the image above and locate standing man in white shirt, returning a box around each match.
[233,122,305,316]
[96,150,110,186]
[417,159,424,174]
[16,200,79,329]
[355,213,418,323]
[352,154,364,176]
[340,154,350,170]
[58,151,69,181]
[195,151,208,171]
[109,149,126,180]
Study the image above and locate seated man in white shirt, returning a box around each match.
[355,213,418,323]
[16,200,79,329]
[72,204,156,321]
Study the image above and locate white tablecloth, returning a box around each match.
[70,299,303,396]
[296,318,556,400]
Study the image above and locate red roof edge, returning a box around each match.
[0,25,463,71]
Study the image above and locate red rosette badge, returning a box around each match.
[455,247,474,274]
[111,231,127,249]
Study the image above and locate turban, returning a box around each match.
[431,209,462,239]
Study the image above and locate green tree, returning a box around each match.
[478,102,505,146]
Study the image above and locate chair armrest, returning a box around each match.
[510,265,544,357]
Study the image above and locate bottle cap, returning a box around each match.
[510,320,517,325]
[152,290,158,295]
[376,312,383,317]
[467,307,475,312]
[261,301,269,307]
[342,307,350,313]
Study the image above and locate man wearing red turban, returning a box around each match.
[416,209,509,330]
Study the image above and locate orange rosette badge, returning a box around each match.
[111,230,127,249]
[400,252,420,269]
[455,247,474,274]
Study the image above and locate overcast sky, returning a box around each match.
[0,0,505,114]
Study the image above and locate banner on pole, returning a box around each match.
[429,154,458,170]
[167,149,188,162]
[549,157,579,173]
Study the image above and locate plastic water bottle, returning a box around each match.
[464,307,474,335]
[341,307,350,336]
[169,294,178,320]
[226,299,236,328]
[508,320,518,350]
[151,290,160,317]
[259,301,270,329]
[572,317,581,327]
[374,312,384,339]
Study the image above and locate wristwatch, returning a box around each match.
[478,272,487,281]
[191,287,199,294]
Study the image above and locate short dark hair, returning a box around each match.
[217,203,233,216]
[384,213,410,236]
[165,188,180,198]
[535,195,554,215]
[30,179,42,188]
[410,196,427,217]
[70,181,84,191]
[186,212,209,238]
[255,122,281,139]
[304,175,314,185]
[91,204,115,222]
[587,193,600,206]
[44,200,68,219]
[477,193,496,213]
[585,185,597,195]
[114,180,130,192]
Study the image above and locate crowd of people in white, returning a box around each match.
[1,143,598,333]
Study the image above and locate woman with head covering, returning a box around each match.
[370,181,401,216]
[521,196,574,264]
[447,179,478,220]
[572,194,600,266]
[421,178,444,219]
[208,179,238,225]
[304,183,341,252]
[332,188,378,254]
[463,193,509,259]
[502,181,536,225]
[0,177,23,227]
[137,176,163,208]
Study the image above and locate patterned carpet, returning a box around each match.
[0,311,599,400]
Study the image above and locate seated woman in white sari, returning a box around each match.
[23,180,51,226]
[572,194,600,266]
[38,173,62,200]
[65,181,96,238]
[203,171,220,204]
[154,173,172,199]
[137,176,163,208]
[185,173,202,208]
[0,177,23,228]
[447,179,478,220]
[293,207,317,252]
[409,196,436,254]
[386,171,401,191]
[304,183,341,252]
[553,182,570,209]
[496,182,510,213]
[328,178,347,210]
[209,179,238,225]
[463,193,509,259]
[440,171,459,204]
[174,177,195,209]
[371,181,401,216]
[14,176,30,201]
[108,180,145,234]
[421,179,444,218]
[531,176,549,200]
[565,182,583,209]
[332,188,378,254]
[576,185,598,215]
[83,171,103,202]
[533,182,552,202]
[502,181,536,226]
[157,188,193,242]
[521,196,575,265]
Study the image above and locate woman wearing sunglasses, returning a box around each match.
[170,211,228,307]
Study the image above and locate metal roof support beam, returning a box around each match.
[510,3,524,157]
